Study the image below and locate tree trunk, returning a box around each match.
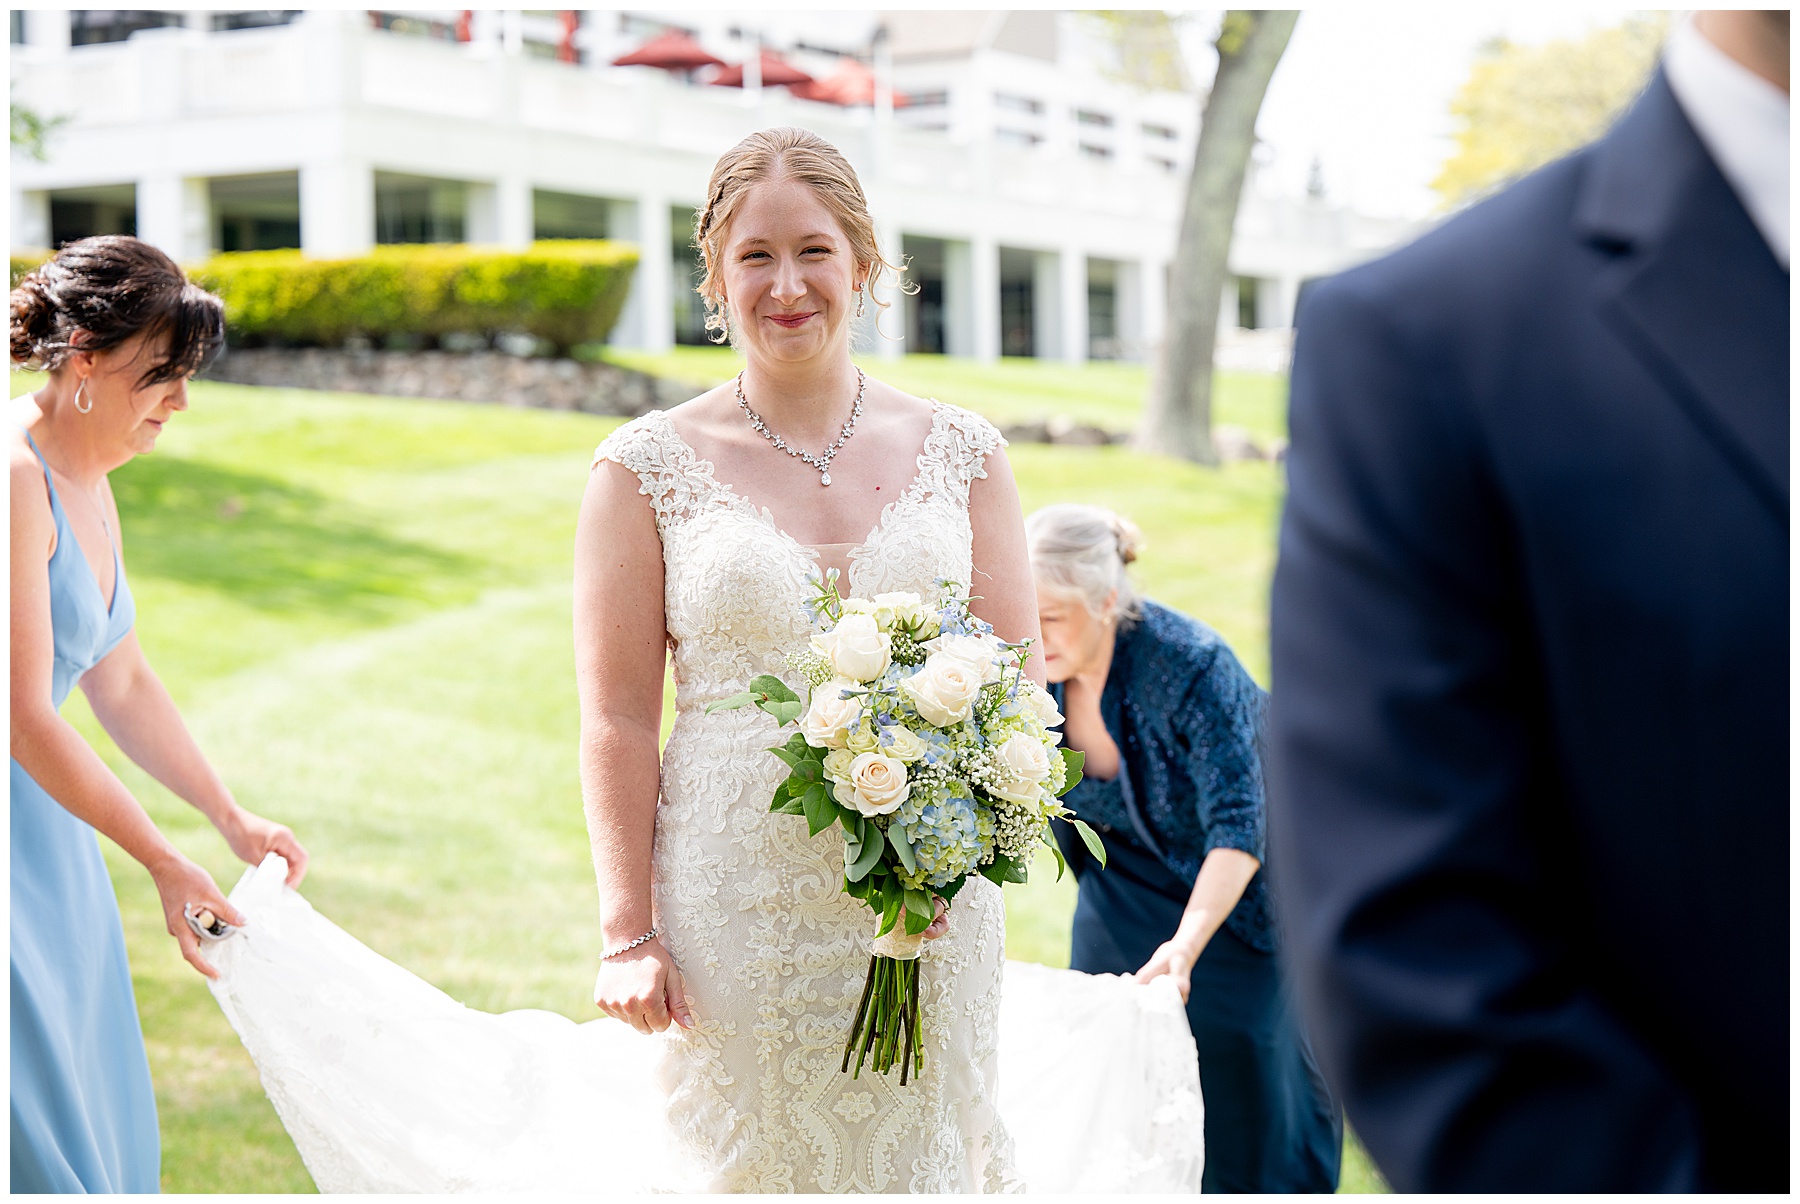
[1138,11,1298,464]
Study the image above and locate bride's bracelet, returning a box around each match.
[600,926,660,961]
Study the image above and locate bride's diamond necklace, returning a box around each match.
[735,368,866,487]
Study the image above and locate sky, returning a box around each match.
[1245,5,1657,218]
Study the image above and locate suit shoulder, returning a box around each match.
[1306,148,1595,324]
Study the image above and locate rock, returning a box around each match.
[1213,424,1266,462]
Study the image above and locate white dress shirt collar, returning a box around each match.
[1663,16,1790,267]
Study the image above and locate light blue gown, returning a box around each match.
[11,431,160,1193]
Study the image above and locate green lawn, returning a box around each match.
[11,364,1384,1193]
[599,345,1289,442]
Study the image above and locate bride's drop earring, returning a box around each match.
[854,287,866,320]
[74,377,93,414]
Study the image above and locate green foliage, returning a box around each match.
[1433,15,1668,209]
[10,93,68,161]
[1081,10,1194,91]
[12,248,51,288]
[190,240,639,355]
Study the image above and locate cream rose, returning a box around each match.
[801,679,862,750]
[991,732,1052,804]
[932,633,1006,684]
[900,653,984,727]
[813,613,891,682]
[846,719,881,754]
[872,591,924,632]
[883,725,928,763]
[847,751,910,816]
[822,748,857,783]
[1021,682,1064,729]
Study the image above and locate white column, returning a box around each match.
[1115,259,1144,362]
[942,239,973,358]
[24,11,72,50]
[1271,274,1301,329]
[182,10,211,30]
[634,196,673,352]
[1139,256,1167,356]
[136,174,211,263]
[1030,250,1062,360]
[14,190,51,250]
[501,9,524,56]
[1059,248,1087,365]
[970,235,1000,364]
[465,182,500,244]
[499,177,534,248]
[300,160,374,257]
[873,218,905,358]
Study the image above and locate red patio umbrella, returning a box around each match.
[611,29,725,71]
[709,49,815,88]
[788,59,909,107]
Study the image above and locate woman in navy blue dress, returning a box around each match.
[10,237,310,1192]
[1028,504,1340,1193]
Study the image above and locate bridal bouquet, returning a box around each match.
[711,577,1103,1084]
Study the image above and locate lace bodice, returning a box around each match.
[594,402,1003,713]
[593,401,1018,1193]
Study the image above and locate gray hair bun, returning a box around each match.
[1025,503,1144,621]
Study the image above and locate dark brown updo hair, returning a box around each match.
[11,236,225,387]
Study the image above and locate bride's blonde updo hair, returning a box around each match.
[1026,504,1146,623]
[693,126,911,344]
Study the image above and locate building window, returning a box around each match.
[213,11,302,32]
[1079,143,1113,160]
[993,92,1044,115]
[70,11,183,46]
[995,128,1042,149]
[1075,109,1113,127]
[1236,276,1264,330]
[375,175,467,244]
[907,89,949,108]
[1149,155,1179,174]
[1142,122,1178,141]
[11,11,25,43]
[534,189,612,241]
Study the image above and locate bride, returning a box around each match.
[202,128,1203,1193]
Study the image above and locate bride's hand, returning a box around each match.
[922,895,951,941]
[595,938,694,1034]
[147,851,246,980]
[218,806,310,888]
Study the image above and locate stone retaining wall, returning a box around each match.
[201,347,695,417]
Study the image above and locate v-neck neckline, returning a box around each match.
[25,431,122,619]
[659,401,949,592]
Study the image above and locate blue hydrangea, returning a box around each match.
[893,782,983,889]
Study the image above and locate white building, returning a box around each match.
[8,9,1420,362]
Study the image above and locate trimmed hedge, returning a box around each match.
[12,250,53,288]
[191,240,639,355]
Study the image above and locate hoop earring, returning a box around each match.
[854,288,866,320]
[74,378,93,414]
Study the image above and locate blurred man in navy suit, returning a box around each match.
[1268,12,1787,1192]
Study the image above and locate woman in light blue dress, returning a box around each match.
[10,237,310,1193]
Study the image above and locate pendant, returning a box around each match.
[821,471,832,487]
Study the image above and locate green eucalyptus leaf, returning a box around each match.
[902,887,933,934]
[1071,818,1107,867]
[747,674,799,705]
[801,783,839,837]
[889,828,918,874]
[706,691,757,714]
[846,824,885,882]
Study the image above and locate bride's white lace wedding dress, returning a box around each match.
[204,401,1205,1193]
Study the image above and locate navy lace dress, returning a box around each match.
[1050,600,1340,1193]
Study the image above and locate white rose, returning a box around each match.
[846,719,881,754]
[823,748,857,783]
[900,653,984,727]
[1021,682,1064,729]
[847,751,910,816]
[932,633,1006,684]
[883,725,928,763]
[872,591,924,632]
[813,613,891,682]
[991,732,1052,804]
[801,679,862,750]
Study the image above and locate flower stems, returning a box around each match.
[842,954,923,1082]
